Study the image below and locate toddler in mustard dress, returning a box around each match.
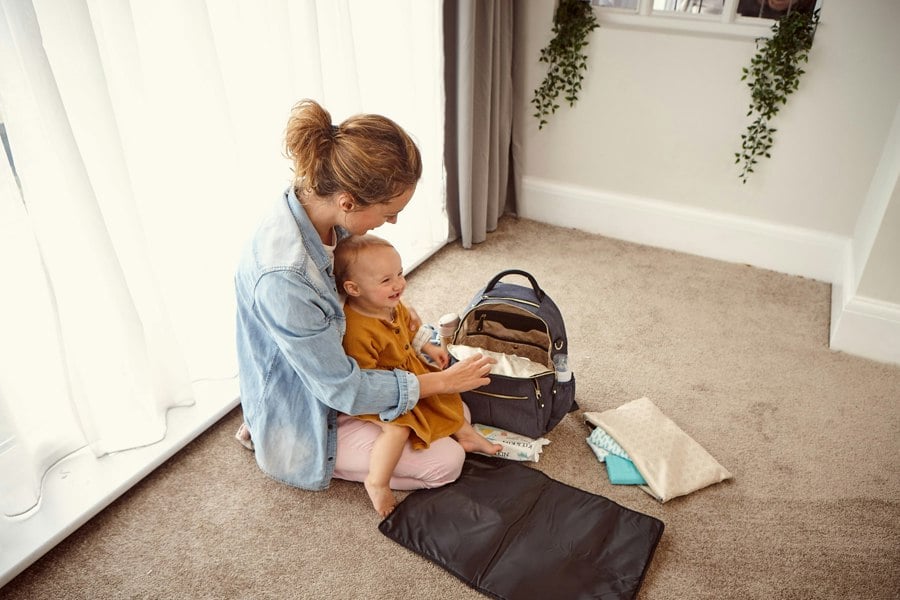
[334,234,501,516]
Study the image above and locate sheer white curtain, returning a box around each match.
[0,0,445,584]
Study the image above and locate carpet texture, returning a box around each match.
[4,216,899,599]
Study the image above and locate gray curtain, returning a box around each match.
[444,0,515,248]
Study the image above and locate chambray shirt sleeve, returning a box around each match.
[255,270,417,420]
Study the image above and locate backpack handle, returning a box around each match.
[484,269,546,302]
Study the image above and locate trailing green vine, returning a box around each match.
[532,0,599,130]
[736,8,820,183]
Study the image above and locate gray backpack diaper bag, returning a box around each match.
[450,270,577,439]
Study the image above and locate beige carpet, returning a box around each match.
[5,216,899,600]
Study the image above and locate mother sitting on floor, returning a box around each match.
[233,99,494,495]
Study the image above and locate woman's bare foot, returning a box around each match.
[235,422,254,451]
[454,425,503,455]
[364,479,397,517]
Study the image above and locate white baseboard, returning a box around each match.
[0,379,240,588]
[830,251,900,366]
[830,295,900,366]
[519,176,900,366]
[519,176,846,283]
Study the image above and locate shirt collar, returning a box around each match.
[284,186,349,276]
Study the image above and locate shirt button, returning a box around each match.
[394,328,400,334]
[327,456,334,461]
[404,344,409,350]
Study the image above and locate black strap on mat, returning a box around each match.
[379,455,664,600]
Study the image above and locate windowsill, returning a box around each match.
[596,11,772,40]
[0,378,240,587]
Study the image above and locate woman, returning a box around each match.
[234,99,493,493]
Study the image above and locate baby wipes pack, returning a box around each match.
[473,424,550,462]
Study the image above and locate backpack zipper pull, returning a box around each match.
[534,379,543,408]
[476,313,486,332]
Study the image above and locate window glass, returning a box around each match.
[653,1,724,15]
[595,0,820,23]
[595,0,638,9]
[736,0,817,19]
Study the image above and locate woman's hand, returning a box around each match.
[446,353,494,391]
[416,353,494,398]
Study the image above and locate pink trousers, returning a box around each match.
[332,404,470,491]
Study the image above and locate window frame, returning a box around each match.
[592,0,818,40]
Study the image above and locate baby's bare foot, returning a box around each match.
[455,430,503,455]
[364,480,397,517]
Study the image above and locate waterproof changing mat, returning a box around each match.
[379,455,664,600]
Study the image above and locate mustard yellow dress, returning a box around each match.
[342,302,465,449]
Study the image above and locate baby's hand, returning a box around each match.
[406,305,423,332]
[421,343,450,369]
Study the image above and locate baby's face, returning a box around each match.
[347,246,406,313]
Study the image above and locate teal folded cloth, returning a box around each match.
[586,426,630,462]
[605,454,646,485]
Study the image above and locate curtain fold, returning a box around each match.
[0,1,194,517]
[0,0,446,583]
[444,0,515,248]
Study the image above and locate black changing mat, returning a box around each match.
[379,455,664,600]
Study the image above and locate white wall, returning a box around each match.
[513,1,900,365]
[854,104,900,305]
[829,102,900,365]
[861,184,900,302]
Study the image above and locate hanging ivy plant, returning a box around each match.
[736,8,820,183]
[532,0,599,130]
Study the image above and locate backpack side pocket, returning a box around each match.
[546,374,577,433]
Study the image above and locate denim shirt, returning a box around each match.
[235,187,419,490]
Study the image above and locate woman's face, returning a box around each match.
[343,185,416,235]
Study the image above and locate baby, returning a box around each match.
[334,234,501,516]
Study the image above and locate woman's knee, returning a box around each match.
[417,440,465,488]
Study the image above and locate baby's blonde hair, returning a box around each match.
[333,234,396,290]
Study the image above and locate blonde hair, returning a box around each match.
[284,99,422,206]
[333,234,396,290]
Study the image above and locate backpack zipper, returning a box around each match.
[469,390,528,401]
[481,295,540,309]
[469,381,545,408]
